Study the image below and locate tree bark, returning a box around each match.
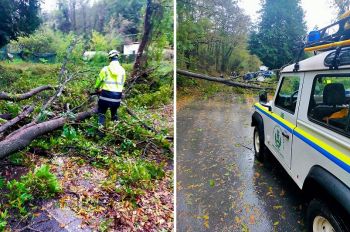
[177,69,274,90]
[0,114,12,120]
[0,108,97,159]
[0,106,34,134]
[131,0,154,79]
[0,86,54,101]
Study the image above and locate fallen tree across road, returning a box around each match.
[177,69,274,90]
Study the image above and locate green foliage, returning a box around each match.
[6,165,61,215]
[114,159,165,186]
[146,0,174,65]
[62,125,78,140]
[89,53,109,65]
[10,29,56,54]
[0,209,8,232]
[8,153,27,166]
[104,157,165,203]
[90,31,119,51]
[6,180,33,215]
[2,102,21,117]
[0,0,41,47]
[9,28,85,64]
[24,165,61,196]
[129,85,172,107]
[106,0,146,35]
[0,178,5,189]
[177,0,258,75]
[248,0,306,69]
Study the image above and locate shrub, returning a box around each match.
[0,209,8,232]
[6,165,61,214]
[89,31,122,52]
[10,28,56,54]
[129,85,172,107]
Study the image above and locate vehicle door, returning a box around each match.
[265,75,303,169]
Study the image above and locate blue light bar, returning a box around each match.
[307,31,321,44]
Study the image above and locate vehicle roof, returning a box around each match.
[281,49,350,73]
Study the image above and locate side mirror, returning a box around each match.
[259,91,268,103]
[259,90,272,111]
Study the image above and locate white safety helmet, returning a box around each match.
[108,50,120,59]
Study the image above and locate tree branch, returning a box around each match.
[0,106,34,134]
[0,86,54,101]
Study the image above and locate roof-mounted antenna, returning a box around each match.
[293,42,305,72]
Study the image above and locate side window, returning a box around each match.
[308,75,350,135]
[275,76,300,114]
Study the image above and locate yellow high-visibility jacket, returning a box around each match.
[95,61,126,92]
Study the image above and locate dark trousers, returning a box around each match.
[98,90,122,126]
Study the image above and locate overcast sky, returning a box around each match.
[238,0,337,31]
[43,0,337,31]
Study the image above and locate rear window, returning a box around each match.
[308,75,350,136]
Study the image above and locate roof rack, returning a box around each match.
[294,11,350,71]
[305,11,350,52]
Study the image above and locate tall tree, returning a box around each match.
[131,0,172,77]
[332,0,350,16]
[57,0,72,33]
[177,0,258,73]
[106,0,146,35]
[70,0,77,31]
[248,0,306,69]
[0,0,41,47]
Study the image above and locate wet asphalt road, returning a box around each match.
[177,93,305,232]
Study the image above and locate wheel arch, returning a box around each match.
[302,165,350,216]
[251,111,264,140]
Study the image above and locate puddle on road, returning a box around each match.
[177,93,304,232]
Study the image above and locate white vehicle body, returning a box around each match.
[252,49,350,228]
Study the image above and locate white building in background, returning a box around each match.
[123,43,140,55]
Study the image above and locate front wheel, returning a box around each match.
[253,127,265,162]
[306,198,349,232]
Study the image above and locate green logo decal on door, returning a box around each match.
[273,126,284,152]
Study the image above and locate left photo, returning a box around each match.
[0,0,174,231]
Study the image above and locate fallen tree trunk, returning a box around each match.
[177,69,274,90]
[0,108,97,159]
[0,86,54,101]
[0,106,34,134]
[0,114,12,120]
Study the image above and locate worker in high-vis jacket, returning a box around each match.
[95,50,126,126]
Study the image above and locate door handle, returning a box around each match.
[282,131,290,140]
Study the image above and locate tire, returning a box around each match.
[306,198,349,232]
[253,127,265,162]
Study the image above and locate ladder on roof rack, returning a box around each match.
[294,10,350,72]
[305,11,350,52]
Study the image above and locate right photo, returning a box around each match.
[176,0,350,231]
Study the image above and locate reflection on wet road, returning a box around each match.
[176,94,305,231]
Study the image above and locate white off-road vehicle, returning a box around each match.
[252,16,350,232]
